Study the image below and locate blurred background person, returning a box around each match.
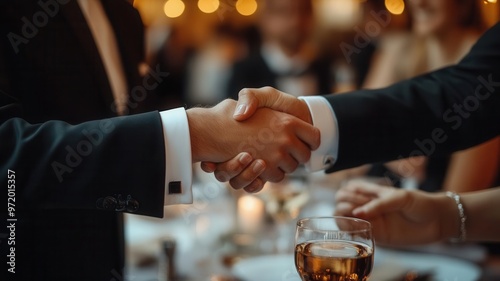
[330,0,393,92]
[340,0,500,193]
[185,24,254,106]
[153,24,195,108]
[226,0,335,98]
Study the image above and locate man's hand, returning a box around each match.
[201,87,315,190]
[233,87,312,123]
[200,153,266,193]
[188,99,320,183]
[334,179,458,245]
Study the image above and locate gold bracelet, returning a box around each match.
[445,191,467,243]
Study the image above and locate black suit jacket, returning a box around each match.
[327,22,500,172]
[0,91,166,280]
[0,1,167,280]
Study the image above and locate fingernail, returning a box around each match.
[234,104,247,116]
[216,173,228,182]
[239,153,252,165]
[253,161,265,173]
[246,186,258,193]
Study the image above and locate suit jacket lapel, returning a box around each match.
[60,0,116,114]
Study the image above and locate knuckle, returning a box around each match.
[298,149,311,163]
[343,181,358,191]
[289,161,299,172]
[281,116,294,127]
[261,86,274,92]
[220,98,235,108]
[229,178,245,190]
[240,171,257,182]
[228,159,243,172]
[275,149,289,163]
[275,173,285,182]
[214,171,229,182]
[270,171,285,182]
[244,180,263,193]
[232,170,258,188]
[238,88,250,98]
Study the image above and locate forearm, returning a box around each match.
[1,113,166,216]
[443,137,500,192]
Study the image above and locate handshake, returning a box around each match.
[187,87,321,193]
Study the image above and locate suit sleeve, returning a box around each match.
[326,22,500,172]
[0,101,166,217]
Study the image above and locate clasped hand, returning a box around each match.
[191,87,317,192]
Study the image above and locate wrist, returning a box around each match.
[186,107,211,163]
[438,193,462,242]
[187,105,233,163]
[445,191,467,243]
[298,100,313,125]
[298,95,338,171]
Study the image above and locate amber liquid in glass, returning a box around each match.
[295,240,373,281]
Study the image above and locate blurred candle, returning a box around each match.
[198,0,219,14]
[164,0,185,18]
[385,0,405,15]
[237,195,264,234]
[236,0,258,16]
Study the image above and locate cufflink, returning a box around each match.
[126,196,140,213]
[168,181,182,194]
[324,156,335,166]
[96,196,118,210]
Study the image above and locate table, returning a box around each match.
[123,169,488,281]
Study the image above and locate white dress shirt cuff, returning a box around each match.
[159,108,193,205]
[299,96,339,171]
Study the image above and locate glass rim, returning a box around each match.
[296,216,372,233]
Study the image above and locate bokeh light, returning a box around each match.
[198,0,220,14]
[236,0,258,16]
[385,0,405,15]
[164,0,185,18]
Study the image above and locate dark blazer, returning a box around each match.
[0,0,166,280]
[0,92,166,280]
[327,22,500,172]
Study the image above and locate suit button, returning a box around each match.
[126,198,140,213]
[102,196,118,210]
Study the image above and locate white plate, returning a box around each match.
[233,255,300,281]
[371,248,481,281]
[232,248,481,281]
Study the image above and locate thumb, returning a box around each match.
[232,88,260,121]
[233,87,311,123]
